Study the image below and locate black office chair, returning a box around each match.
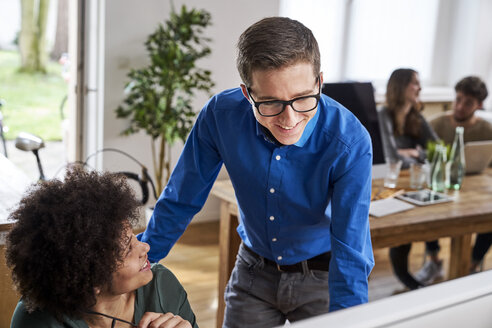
[322,82,385,165]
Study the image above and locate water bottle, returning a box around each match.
[428,146,439,187]
[446,126,466,190]
[431,144,447,192]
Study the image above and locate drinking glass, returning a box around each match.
[384,159,402,188]
[409,162,428,190]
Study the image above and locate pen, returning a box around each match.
[386,189,405,199]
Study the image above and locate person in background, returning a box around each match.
[430,76,492,144]
[378,68,442,290]
[430,76,492,273]
[7,168,197,328]
[139,17,374,327]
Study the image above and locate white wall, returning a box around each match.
[436,0,492,109]
[102,0,280,222]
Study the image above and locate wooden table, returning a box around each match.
[210,168,492,328]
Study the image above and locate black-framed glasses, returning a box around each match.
[246,76,321,117]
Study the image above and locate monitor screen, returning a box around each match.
[322,82,385,165]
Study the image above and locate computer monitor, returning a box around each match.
[322,82,386,178]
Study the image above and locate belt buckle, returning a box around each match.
[276,263,284,272]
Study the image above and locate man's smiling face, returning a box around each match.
[242,62,321,145]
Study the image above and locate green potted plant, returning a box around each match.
[116,5,214,194]
[426,140,450,163]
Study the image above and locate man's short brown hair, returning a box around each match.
[236,17,320,87]
[455,76,488,103]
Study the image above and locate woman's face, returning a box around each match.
[107,226,153,295]
[404,73,421,104]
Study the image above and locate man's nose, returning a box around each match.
[280,103,297,119]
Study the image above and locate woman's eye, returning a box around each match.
[125,244,133,257]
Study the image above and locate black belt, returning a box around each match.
[243,245,331,273]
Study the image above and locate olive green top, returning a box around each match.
[10,264,198,328]
[430,114,492,144]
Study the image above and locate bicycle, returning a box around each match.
[0,99,8,157]
[14,132,158,206]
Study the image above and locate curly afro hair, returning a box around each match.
[6,168,142,321]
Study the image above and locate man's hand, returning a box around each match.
[138,312,192,328]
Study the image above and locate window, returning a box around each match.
[280,0,440,87]
[279,0,345,82]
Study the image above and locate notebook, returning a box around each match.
[464,140,492,174]
[369,198,415,217]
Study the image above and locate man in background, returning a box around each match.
[430,76,492,144]
[430,76,492,274]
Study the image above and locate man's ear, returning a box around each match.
[240,84,250,101]
[319,71,324,86]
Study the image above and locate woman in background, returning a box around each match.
[7,168,197,328]
[378,68,442,291]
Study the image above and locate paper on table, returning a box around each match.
[369,198,415,217]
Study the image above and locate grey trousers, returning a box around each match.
[222,243,330,328]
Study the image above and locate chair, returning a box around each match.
[321,82,385,165]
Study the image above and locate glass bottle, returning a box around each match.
[431,144,447,192]
[428,146,439,188]
[446,126,466,190]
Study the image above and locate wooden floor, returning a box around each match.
[161,221,492,328]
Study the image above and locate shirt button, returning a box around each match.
[270,188,275,193]
[272,238,277,242]
[269,216,275,221]
[275,155,281,160]
[277,256,283,261]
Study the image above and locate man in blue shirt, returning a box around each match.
[139,17,374,326]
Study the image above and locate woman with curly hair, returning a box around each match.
[6,168,197,328]
[378,68,442,292]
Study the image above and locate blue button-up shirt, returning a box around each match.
[139,87,374,311]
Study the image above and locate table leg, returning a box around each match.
[448,234,472,279]
[216,202,241,328]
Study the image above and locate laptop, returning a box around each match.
[465,140,492,174]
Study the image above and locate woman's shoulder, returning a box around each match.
[377,106,393,128]
[135,264,193,322]
[141,264,186,298]
[150,263,179,281]
[11,300,85,328]
[377,105,390,119]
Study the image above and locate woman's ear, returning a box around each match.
[94,287,101,295]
